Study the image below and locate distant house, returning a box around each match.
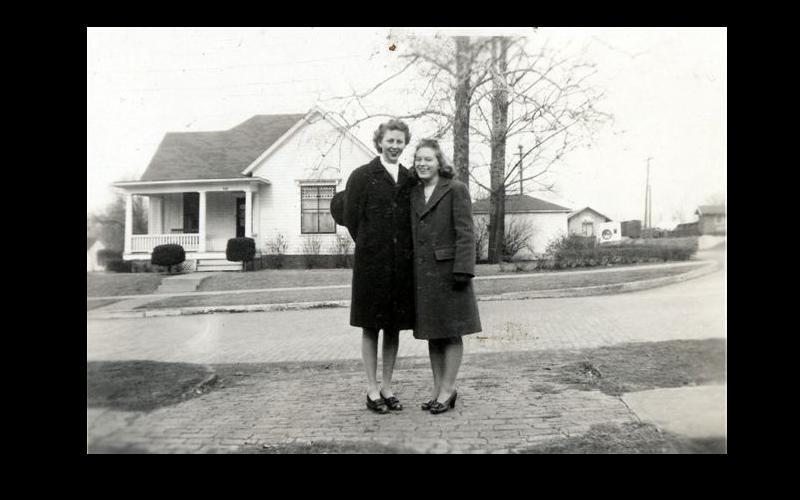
[696,205,726,235]
[472,194,572,259]
[113,106,375,271]
[568,207,613,237]
[87,237,106,272]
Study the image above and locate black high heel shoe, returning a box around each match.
[380,390,403,411]
[429,390,458,414]
[366,395,389,414]
[421,399,436,411]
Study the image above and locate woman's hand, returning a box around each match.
[452,273,472,290]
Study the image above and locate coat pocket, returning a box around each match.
[434,246,456,261]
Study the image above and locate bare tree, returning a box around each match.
[324,31,609,263]
[88,194,148,251]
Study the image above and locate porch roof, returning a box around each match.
[140,114,306,181]
[112,177,270,194]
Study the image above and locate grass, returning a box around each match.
[87,272,164,297]
[137,262,703,310]
[87,299,121,311]
[513,422,726,454]
[87,360,217,412]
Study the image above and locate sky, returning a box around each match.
[87,27,726,228]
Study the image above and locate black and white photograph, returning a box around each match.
[87,27,726,454]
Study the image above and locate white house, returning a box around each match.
[472,194,572,259]
[87,237,106,272]
[113,106,376,271]
[568,207,613,237]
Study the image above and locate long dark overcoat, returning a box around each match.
[343,156,416,331]
[410,178,482,339]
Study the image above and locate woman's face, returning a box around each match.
[414,147,440,180]
[379,129,407,163]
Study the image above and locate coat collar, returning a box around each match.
[369,156,408,186]
[412,178,452,218]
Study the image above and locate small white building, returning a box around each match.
[113,106,375,271]
[472,194,572,259]
[568,207,613,237]
[87,237,106,272]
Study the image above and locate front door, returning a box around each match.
[236,196,246,238]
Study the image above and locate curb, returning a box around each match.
[88,262,720,320]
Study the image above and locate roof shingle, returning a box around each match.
[472,194,572,213]
[140,114,306,181]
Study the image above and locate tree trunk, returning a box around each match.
[453,36,471,187]
[487,37,509,264]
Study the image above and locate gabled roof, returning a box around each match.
[696,205,725,216]
[472,194,572,214]
[140,114,306,181]
[568,206,612,222]
[87,237,97,251]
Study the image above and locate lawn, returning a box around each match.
[137,262,704,310]
[87,272,164,297]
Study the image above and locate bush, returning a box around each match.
[265,233,288,269]
[329,234,353,268]
[302,236,323,269]
[548,241,697,269]
[151,244,185,274]
[105,259,132,273]
[226,237,256,270]
[96,249,122,266]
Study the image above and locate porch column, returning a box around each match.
[124,193,133,254]
[198,191,207,253]
[245,190,253,238]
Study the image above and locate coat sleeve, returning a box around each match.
[343,168,365,241]
[452,181,476,276]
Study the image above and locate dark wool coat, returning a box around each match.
[410,178,482,339]
[343,156,416,331]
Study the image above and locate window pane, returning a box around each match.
[319,212,335,233]
[301,198,319,210]
[302,212,318,233]
[319,186,335,199]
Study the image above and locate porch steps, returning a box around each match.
[196,258,243,272]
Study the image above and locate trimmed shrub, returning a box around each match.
[151,244,185,274]
[302,236,323,269]
[226,237,256,271]
[96,249,122,266]
[329,234,353,268]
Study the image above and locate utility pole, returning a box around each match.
[518,144,524,195]
[644,157,653,229]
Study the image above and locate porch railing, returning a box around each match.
[131,233,200,253]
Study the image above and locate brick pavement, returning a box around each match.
[87,270,725,454]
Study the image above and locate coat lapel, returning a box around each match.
[417,179,452,218]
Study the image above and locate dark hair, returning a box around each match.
[412,139,455,179]
[373,119,411,153]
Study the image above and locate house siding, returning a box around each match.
[206,191,238,252]
[250,113,374,254]
[162,193,183,233]
[568,209,609,236]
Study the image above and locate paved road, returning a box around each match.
[88,269,725,364]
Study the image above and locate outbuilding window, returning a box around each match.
[301,186,336,234]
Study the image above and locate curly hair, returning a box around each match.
[372,119,411,153]
[411,139,455,179]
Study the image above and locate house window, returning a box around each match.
[183,192,199,233]
[301,186,336,234]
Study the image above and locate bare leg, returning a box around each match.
[428,340,446,401]
[362,328,381,400]
[437,337,464,402]
[381,328,400,397]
